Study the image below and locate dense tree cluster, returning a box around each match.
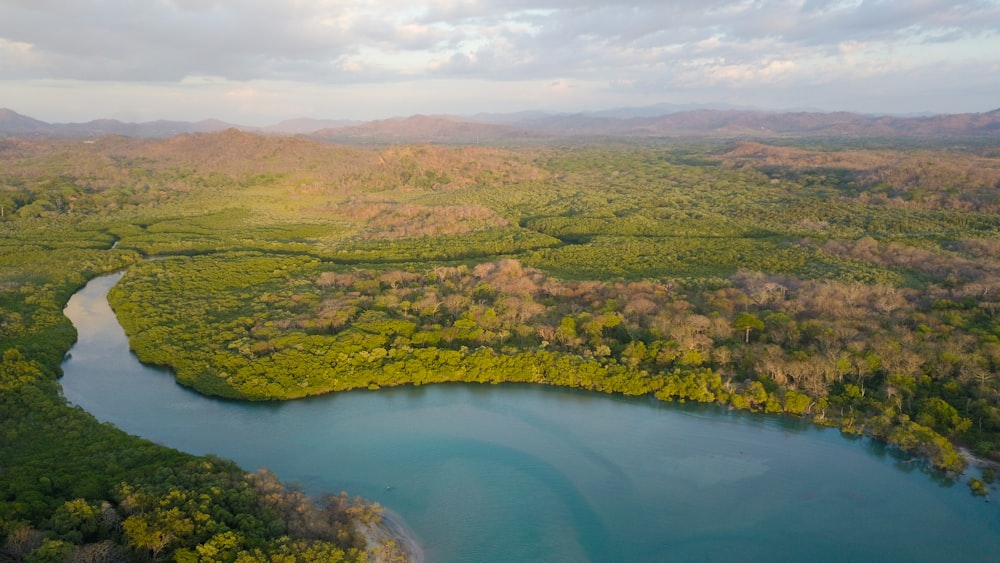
[1,331,373,562]
[719,141,1000,213]
[0,217,378,562]
[111,251,988,472]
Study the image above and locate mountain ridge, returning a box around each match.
[2,106,999,142]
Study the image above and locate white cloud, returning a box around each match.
[0,37,38,73]
[0,1,998,120]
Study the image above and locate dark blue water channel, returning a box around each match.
[60,273,1000,562]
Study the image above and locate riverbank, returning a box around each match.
[60,272,1000,562]
[355,507,424,563]
[960,447,1000,471]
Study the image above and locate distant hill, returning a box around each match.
[56,118,238,138]
[0,108,51,134]
[628,109,1000,137]
[309,114,544,145]
[0,109,240,138]
[2,107,998,142]
[516,108,1000,139]
[261,118,359,135]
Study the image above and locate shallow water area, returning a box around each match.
[61,273,1000,562]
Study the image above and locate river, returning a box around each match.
[60,273,1000,562]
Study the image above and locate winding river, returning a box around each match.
[61,273,1000,562]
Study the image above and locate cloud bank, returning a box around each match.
[1,0,998,122]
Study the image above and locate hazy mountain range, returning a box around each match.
[2,106,998,143]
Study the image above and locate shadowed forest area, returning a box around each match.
[3,131,1000,560]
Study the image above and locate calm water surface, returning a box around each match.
[61,273,1000,562]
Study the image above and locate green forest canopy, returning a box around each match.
[3,132,1000,559]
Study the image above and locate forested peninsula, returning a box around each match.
[3,130,1000,560]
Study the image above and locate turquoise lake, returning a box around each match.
[60,273,1000,562]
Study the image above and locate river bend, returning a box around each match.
[61,273,1000,562]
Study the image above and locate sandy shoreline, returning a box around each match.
[355,506,425,563]
[959,447,1000,471]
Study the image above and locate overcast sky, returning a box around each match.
[2,0,999,125]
